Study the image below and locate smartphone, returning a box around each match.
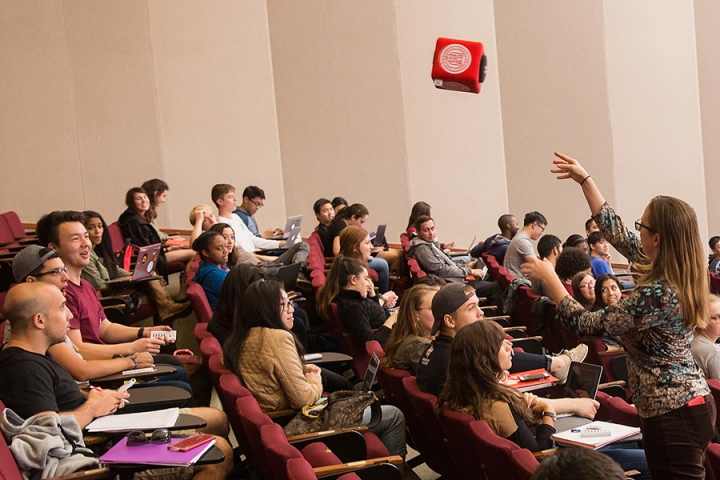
[518,372,549,382]
[168,433,215,452]
[117,377,136,393]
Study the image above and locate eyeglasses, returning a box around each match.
[280,300,295,313]
[33,266,69,278]
[250,199,264,208]
[535,223,546,233]
[126,429,171,446]
[635,219,654,233]
[579,281,595,289]
[710,314,720,324]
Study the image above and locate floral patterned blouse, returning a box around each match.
[557,203,708,418]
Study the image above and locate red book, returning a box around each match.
[505,369,559,392]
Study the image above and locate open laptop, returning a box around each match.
[556,362,603,418]
[255,226,302,255]
[271,215,303,240]
[370,225,386,247]
[104,243,162,284]
[276,262,301,292]
[448,235,477,258]
[354,352,380,392]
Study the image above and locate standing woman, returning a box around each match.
[522,152,714,479]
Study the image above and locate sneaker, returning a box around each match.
[553,344,589,384]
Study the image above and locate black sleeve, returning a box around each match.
[0,358,59,419]
[340,302,392,348]
[506,409,555,452]
[207,316,231,347]
[471,242,486,258]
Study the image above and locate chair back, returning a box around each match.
[185,253,202,286]
[605,396,641,428]
[511,449,539,480]
[711,273,720,296]
[193,321,213,343]
[107,222,126,253]
[237,395,276,478]
[187,282,213,323]
[705,443,720,480]
[327,302,370,378]
[514,286,540,334]
[261,422,305,480]
[1,212,30,240]
[438,406,484,479]
[208,354,233,385]
[0,400,24,480]
[306,231,327,292]
[402,376,461,479]
[0,216,17,245]
[707,379,720,434]
[216,374,252,454]
[470,419,535,480]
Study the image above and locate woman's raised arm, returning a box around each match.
[551,152,606,215]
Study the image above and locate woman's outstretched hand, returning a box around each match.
[551,151,590,184]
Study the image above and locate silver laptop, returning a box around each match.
[271,215,303,240]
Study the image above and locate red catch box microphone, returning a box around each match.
[431,37,487,94]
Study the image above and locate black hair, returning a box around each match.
[313,198,332,214]
[497,214,515,232]
[709,236,720,266]
[223,280,304,377]
[141,179,169,219]
[316,255,367,319]
[414,215,433,233]
[192,231,222,261]
[242,185,265,200]
[331,197,348,209]
[210,223,235,265]
[563,234,587,249]
[590,273,622,311]
[585,218,596,232]
[555,248,592,282]
[210,264,265,345]
[83,211,121,279]
[537,234,562,260]
[332,203,369,224]
[523,211,547,227]
[36,211,86,247]
[587,231,605,247]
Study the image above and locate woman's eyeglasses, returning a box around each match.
[126,429,171,446]
[634,219,654,233]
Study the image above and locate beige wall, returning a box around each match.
[0,1,717,255]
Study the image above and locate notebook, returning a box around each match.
[100,436,216,467]
[104,243,162,284]
[552,421,640,449]
[505,369,559,392]
[86,407,180,432]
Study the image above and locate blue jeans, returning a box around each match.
[368,257,389,293]
[362,404,406,457]
[598,443,651,480]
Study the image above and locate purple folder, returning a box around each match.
[100,437,215,467]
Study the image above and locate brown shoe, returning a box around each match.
[158,301,193,324]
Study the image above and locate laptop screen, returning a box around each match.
[564,362,603,400]
[363,353,380,392]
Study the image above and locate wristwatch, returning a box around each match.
[542,411,556,421]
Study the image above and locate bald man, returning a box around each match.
[0,282,234,480]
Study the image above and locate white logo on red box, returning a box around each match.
[440,44,471,74]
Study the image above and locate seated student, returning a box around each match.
[563,234,588,251]
[36,211,180,359]
[0,282,234,480]
[530,446,628,480]
[692,294,720,380]
[233,185,282,239]
[331,196,348,216]
[405,201,432,238]
[82,211,191,323]
[415,284,588,396]
[223,280,407,457]
[471,214,520,264]
[207,264,309,349]
[141,178,190,248]
[437,321,650,479]
[381,284,439,373]
[504,211,547,278]
[317,256,398,348]
[531,235,562,298]
[338,226,397,305]
[192,231,230,310]
[586,217,601,236]
[9,246,192,395]
[324,203,391,293]
[554,248,592,287]
[709,236,720,276]
[571,272,596,309]
[213,184,309,265]
[189,204,218,243]
[118,187,195,277]
[313,197,334,244]
[588,231,613,279]
[407,216,503,308]
[210,222,261,268]
[588,274,624,351]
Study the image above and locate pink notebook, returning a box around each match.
[100,437,215,467]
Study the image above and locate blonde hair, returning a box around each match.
[381,284,437,369]
[635,196,708,328]
[189,205,213,226]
